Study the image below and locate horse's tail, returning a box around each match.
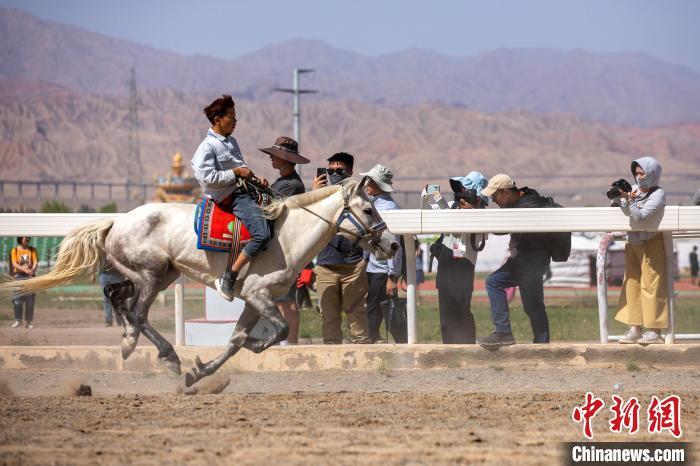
[0,218,114,297]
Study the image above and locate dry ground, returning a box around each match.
[0,366,697,465]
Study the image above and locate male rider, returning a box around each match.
[191,95,270,300]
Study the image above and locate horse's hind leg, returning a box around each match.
[104,281,141,359]
[126,273,182,375]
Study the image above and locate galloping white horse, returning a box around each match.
[1,178,398,386]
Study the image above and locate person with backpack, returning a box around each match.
[477,174,570,348]
[10,237,38,328]
[613,156,668,344]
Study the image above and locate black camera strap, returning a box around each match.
[470,233,486,252]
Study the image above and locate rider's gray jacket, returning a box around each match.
[191,129,248,202]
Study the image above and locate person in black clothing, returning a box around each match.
[690,246,699,286]
[311,152,371,344]
[477,174,554,348]
[430,171,490,344]
[260,136,310,344]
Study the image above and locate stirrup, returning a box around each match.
[215,272,236,301]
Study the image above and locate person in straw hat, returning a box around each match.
[259,136,310,345]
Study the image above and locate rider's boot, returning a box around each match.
[215,270,237,301]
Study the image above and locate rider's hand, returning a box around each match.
[312,174,328,190]
[234,167,253,179]
[259,177,269,187]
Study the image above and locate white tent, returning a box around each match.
[546,232,626,287]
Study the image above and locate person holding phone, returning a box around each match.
[312,152,371,344]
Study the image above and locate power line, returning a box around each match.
[274,68,318,176]
[126,67,143,209]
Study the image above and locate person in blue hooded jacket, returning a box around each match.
[430,171,489,344]
[614,156,668,345]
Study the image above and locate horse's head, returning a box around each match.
[337,177,400,260]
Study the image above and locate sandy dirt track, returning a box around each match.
[0,367,697,465]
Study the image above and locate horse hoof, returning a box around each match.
[162,358,181,376]
[121,337,137,360]
[184,370,198,388]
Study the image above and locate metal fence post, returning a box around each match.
[404,234,417,344]
[663,232,676,344]
[175,275,185,346]
[596,233,614,343]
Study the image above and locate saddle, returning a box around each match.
[194,198,251,252]
[193,178,275,252]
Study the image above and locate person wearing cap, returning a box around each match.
[360,164,404,343]
[10,236,38,329]
[260,136,310,345]
[190,94,271,301]
[430,171,489,344]
[477,174,554,348]
[312,152,371,344]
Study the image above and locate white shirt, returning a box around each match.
[190,129,247,202]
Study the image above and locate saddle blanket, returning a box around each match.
[194,198,251,252]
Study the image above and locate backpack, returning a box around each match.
[543,197,571,262]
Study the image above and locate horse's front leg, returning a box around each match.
[184,296,288,387]
[184,305,260,387]
[237,291,289,353]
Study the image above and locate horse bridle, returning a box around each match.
[334,197,389,253]
[260,177,390,255]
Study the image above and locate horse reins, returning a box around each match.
[248,176,390,255]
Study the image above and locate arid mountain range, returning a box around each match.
[2,8,700,127]
[0,8,699,207]
[1,83,698,199]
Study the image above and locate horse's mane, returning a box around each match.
[263,180,356,220]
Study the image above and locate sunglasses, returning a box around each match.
[327,168,348,176]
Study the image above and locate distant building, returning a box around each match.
[153,152,200,203]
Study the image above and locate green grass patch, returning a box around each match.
[2,283,698,344]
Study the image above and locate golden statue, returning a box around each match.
[153,152,200,203]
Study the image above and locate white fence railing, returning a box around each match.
[381,206,700,344]
[2,207,699,345]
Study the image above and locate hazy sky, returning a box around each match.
[2,0,699,71]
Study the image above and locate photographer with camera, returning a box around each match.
[476,174,563,348]
[612,156,668,345]
[430,171,489,344]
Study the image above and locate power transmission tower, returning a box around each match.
[126,67,143,209]
[274,68,318,176]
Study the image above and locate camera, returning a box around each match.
[316,167,327,178]
[453,189,479,207]
[606,178,632,200]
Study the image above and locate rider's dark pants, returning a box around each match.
[12,274,35,323]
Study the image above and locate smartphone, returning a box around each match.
[316,167,327,178]
[425,184,440,195]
